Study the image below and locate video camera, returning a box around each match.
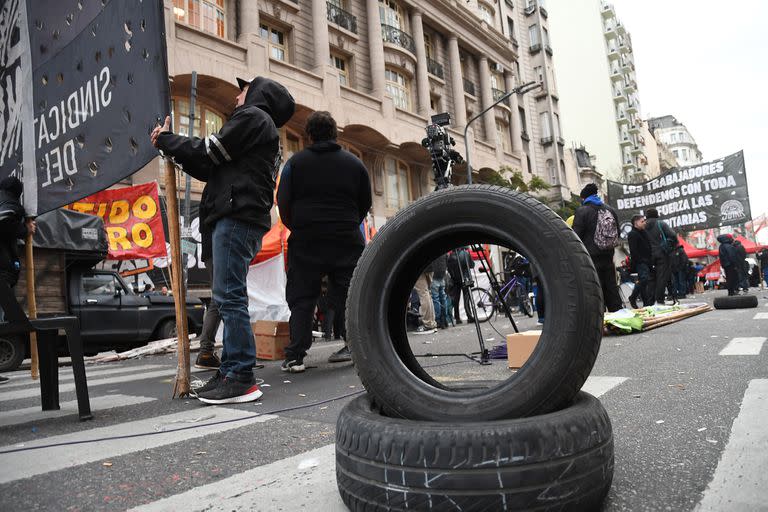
[422,113,463,190]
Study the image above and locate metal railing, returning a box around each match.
[492,88,510,106]
[327,3,357,34]
[426,57,444,78]
[381,24,415,53]
[463,78,476,96]
[541,136,554,145]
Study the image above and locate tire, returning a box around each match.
[469,287,493,323]
[156,319,177,340]
[0,335,26,372]
[336,392,614,512]
[346,185,604,421]
[713,294,758,309]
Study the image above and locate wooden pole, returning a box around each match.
[25,231,39,380]
[163,158,191,398]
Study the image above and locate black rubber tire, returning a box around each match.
[713,294,758,309]
[346,185,604,421]
[0,335,26,372]
[156,319,177,340]
[336,392,614,512]
[470,287,493,323]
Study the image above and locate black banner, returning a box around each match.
[607,151,751,234]
[0,0,170,215]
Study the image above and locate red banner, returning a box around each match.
[66,182,167,260]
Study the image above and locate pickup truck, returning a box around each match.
[0,210,204,372]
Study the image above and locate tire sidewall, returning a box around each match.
[0,335,25,372]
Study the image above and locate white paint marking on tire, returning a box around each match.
[696,379,768,512]
[718,337,766,356]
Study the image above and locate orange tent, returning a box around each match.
[251,221,290,265]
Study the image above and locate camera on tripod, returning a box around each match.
[422,113,463,190]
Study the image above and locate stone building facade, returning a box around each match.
[128,0,572,227]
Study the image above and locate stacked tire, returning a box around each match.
[338,186,615,511]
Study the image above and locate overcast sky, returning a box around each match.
[609,0,768,218]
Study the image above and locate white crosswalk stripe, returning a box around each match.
[753,312,768,320]
[0,367,206,403]
[0,364,165,390]
[719,337,767,356]
[0,394,157,428]
[696,379,768,511]
[582,376,628,397]
[0,408,277,484]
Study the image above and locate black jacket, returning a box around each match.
[572,202,619,257]
[157,77,295,233]
[718,235,739,268]
[428,254,448,279]
[277,141,372,267]
[757,249,768,271]
[627,227,652,270]
[0,189,28,286]
[671,245,689,272]
[645,217,677,260]
[447,248,474,281]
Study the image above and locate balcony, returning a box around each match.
[624,81,636,93]
[631,145,644,155]
[426,57,444,79]
[381,24,415,54]
[601,2,615,19]
[604,25,617,39]
[524,5,536,16]
[510,36,519,47]
[521,130,530,142]
[617,114,629,126]
[493,88,511,106]
[545,44,553,55]
[621,60,631,73]
[607,48,620,61]
[463,78,476,96]
[627,102,638,114]
[620,137,633,147]
[610,67,622,81]
[616,22,626,36]
[540,6,548,18]
[557,136,565,146]
[541,136,554,145]
[629,124,641,134]
[613,92,626,104]
[327,3,357,34]
[529,42,541,54]
[619,43,629,54]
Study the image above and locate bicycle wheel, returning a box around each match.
[470,287,493,323]
[517,286,535,317]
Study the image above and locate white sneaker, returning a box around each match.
[414,326,437,335]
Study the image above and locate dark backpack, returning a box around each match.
[594,208,618,250]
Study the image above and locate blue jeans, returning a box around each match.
[212,217,265,381]
[764,268,768,287]
[430,277,448,326]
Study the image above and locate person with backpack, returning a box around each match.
[572,183,623,312]
[644,208,678,305]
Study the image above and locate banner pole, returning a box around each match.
[163,158,190,398]
[24,231,39,380]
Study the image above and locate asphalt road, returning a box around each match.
[0,289,766,511]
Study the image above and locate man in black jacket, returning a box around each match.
[718,234,740,296]
[447,247,475,323]
[644,208,678,305]
[277,111,372,372]
[572,183,623,312]
[152,76,295,404]
[627,214,652,308]
[733,239,749,291]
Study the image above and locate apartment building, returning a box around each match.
[647,115,703,167]
[546,0,649,183]
[129,0,572,225]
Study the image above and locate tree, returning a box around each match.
[484,166,551,195]
[553,194,583,221]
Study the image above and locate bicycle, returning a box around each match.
[470,272,534,323]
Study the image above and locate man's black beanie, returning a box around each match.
[579,183,598,199]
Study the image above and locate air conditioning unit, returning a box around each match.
[492,63,504,73]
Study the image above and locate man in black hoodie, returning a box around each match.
[277,111,372,373]
[718,234,740,296]
[644,208,678,305]
[627,214,652,308]
[152,76,295,404]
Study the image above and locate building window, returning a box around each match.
[379,0,404,30]
[496,119,512,153]
[554,113,561,137]
[171,98,224,138]
[546,159,557,184]
[478,2,494,25]
[385,68,411,110]
[518,107,528,137]
[507,17,515,39]
[173,0,225,38]
[424,33,434,59]
[491,72,503,91]
[330,52,350,86]
[340,142,363,160]
[528,24,540,46]
[542,27,550,46]
[670,132,678,143]
[681,148,689,160]
[430,94,442,114]
[385,157,411,209]
[260,22,288,61]
[540,111,552,139]
[533,65,544,83]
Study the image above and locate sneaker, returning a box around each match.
[414,325,437,335]
[191,371,222,396]
[629,299,639,309]
[195,351,221,370]
[0,375,8,385]
[197,376,263,405]
[328,346,352,363]
[281,358,305,373]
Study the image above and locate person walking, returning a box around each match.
[429,254,449,329]
[277,111,372,372]
[627,214,653,308]
[671,245,690,298]
[0,177,36,385]
[718,234,740,296]
[644,208,678,305]
[733,239,749,292]
[572,183,623,312]
[152,76,295,404]
[447,247,475,323]
[757,248,768,288]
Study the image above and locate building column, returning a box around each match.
[447,35,466,127]
[237,0,260,45]
[478,57,496,143]
[312,0,330,74]
[366,0,386,98]
[505,71,522,153]
[411,10,430,117]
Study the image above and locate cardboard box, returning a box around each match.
[506,330,542,369]
[252,320,290,361]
